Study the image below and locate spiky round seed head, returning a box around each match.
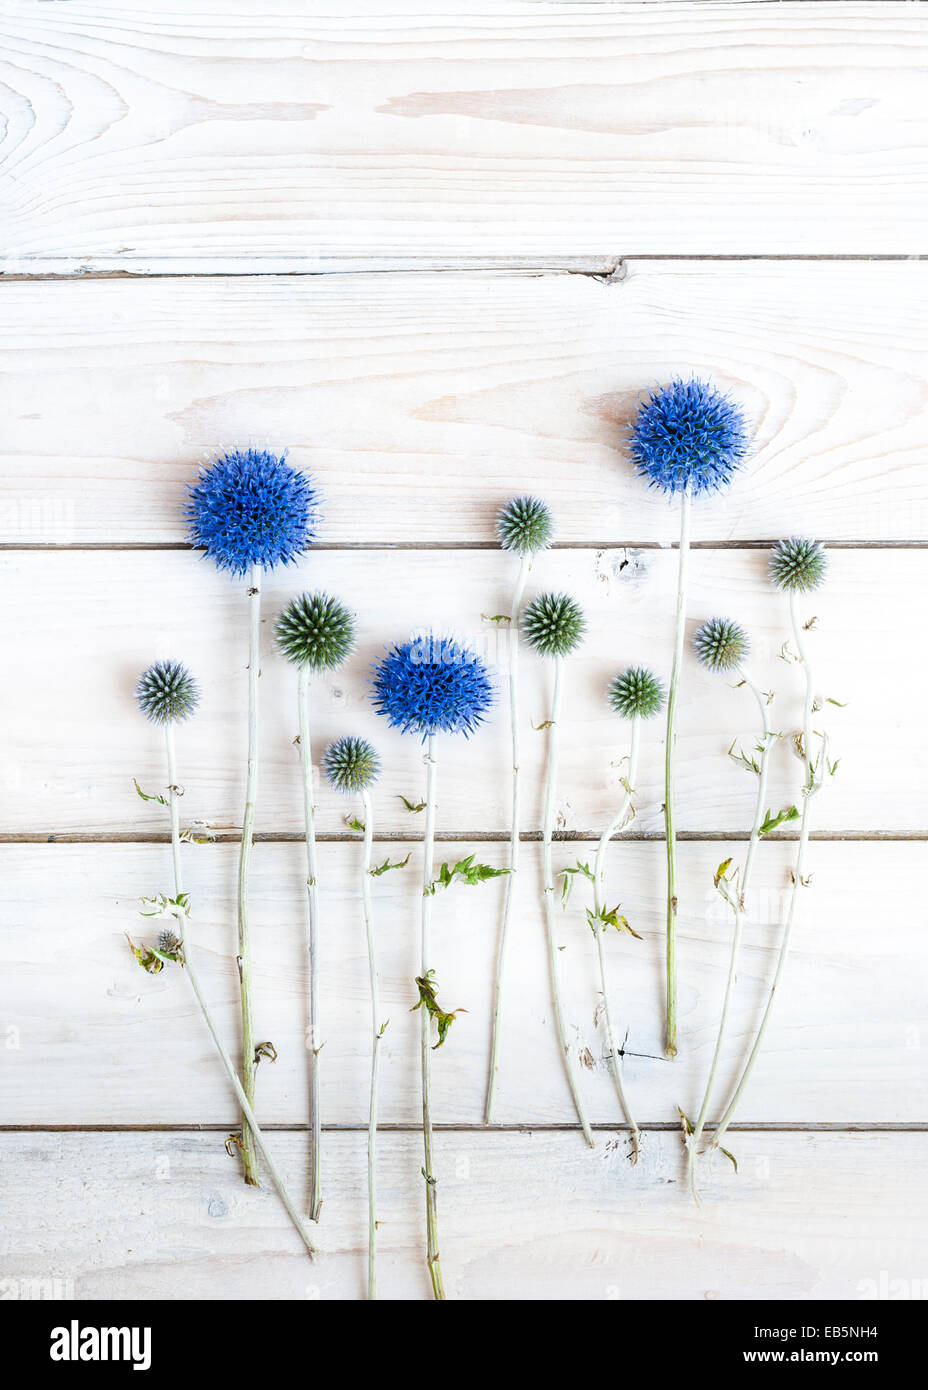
[629,377,750,497]
[135,661,200,724]
[158,929,181,955]
[769,536,827,593]
[275,592,355,670]
[321,736,381,793]
[521,592,585,659]
[186,447,320,575]
[497,495,554,555]
[371,635,494,740]
[693,618,750,673]
[608,666,665,720]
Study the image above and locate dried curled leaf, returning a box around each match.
[133,778,168,807]
[587,903,641,939]
[410,970,466,1049]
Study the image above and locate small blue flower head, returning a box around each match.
[135,660,200,724]
[769,537,827,593]
[497,496,554,556]
[608,667,664,720]
[371,635,494,740]
[321,736,381,793]
[693,618,750,673]
[186,447,320,575]
[629,378,750,497]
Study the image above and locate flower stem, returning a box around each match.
[485,550,532,1124]
[298,662,323,1221]
[420,734,446,1300]
[360,788,381,1300]
[592,717,641,1158]
[687,670,771,1189]
[235,563,261,1186]
[163,726,315,1258]
[709,591,817,1151]
[543,657,595,1147]
[664,490,691,1059]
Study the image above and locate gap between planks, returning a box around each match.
[8,831,927,844]
[3,541,927,553]
[2,1123,924,1135]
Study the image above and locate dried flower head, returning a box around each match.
[186,447,320,575]
[608,666,665,720]
[769,536,827,593]
[521,592,586,658]
[275,592,355,670]
[135,661,200,724]
[371,636,494,739]
[158,929,182,955]
[497,496,554,555]
[321,736,381,793]
[629,378,750,497]
[693,617,750,673]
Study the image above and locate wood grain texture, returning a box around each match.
[3,265,927,545]
[2,1130,925,1300]
[2,2,926,268]
[0,547,914,835]
[2,841,924,1127]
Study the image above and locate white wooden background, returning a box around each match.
[2,0,927,1302]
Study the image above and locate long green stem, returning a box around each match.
[360,788,381,1301]
[592,718,641,1158]
[485,550,531,1124]
[710,591,817,1150]
[420,735,446,1300]
[298,663,322,1221]
[163,726,314,1258]
[235,564,261,1186]
[687,669,770,1189]
[543,657,595,1147]
[664,491,691,1059]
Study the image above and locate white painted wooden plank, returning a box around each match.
[2,2,926,267]
[2,265,927,544]
[1,1130,924,1300]
[2,841,924,1125]
[0,548,916,833]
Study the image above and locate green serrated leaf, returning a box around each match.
[398,796,426,813]
[586,902,641,939]
[481,613,511,625]
[558,859,595,906]
[410,970,467,1049]
[719,1144,738,1173]
[426,854,510,894]
[758,805,800,837]
[139,891,191,920]
[133,778,168,807]
[344,815,366,833]
[370,853,411,877]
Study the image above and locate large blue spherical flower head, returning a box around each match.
[186,448,320,575]
[371,635,494,740]
[629,378,750,497]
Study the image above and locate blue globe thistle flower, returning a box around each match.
[371,635,494,739]
[321,736,381,793]
[769,536,827,593]
[629,378,750,497]
[275,592,355,670]
[693,618,749,673]
[608,666,664,720]
[186,447,320,575]
[521,592,585,658]
[135,661,200,724]
[497,496,554,555]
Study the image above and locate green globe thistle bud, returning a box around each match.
[769,536,827,593]
[275,592,355,670]
[135,661,200,724]
[693,618,749,673]
[497,495,553,555]
[321,736,380,793]
[608,666,664,720]
[521,592,585,658]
